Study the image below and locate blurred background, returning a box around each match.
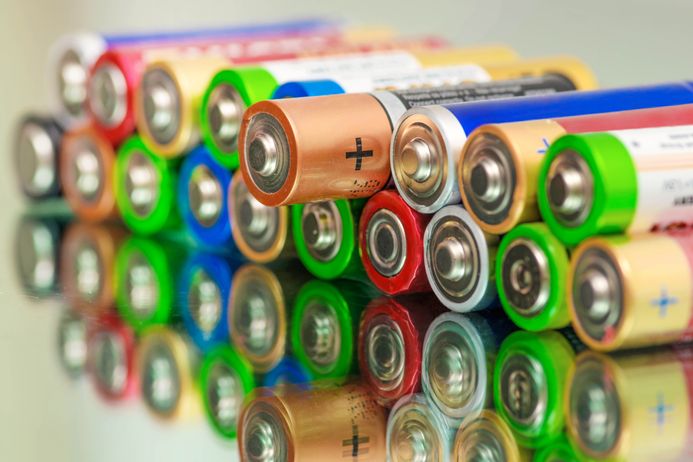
[2,0,693,460]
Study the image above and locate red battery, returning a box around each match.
[358,295,444,406]
[359,190,432,295]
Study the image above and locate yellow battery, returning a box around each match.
[483,56,597,90]
[453,410,532,462]
[566,349,693,462]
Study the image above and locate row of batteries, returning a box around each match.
[14,16,693,462]
[22,217,693,462]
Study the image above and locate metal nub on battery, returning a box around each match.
[544,149,594,227]
[16,216,60,297]
[89,62,128,128]
[301,201,342,263]
[123,151,160,219]
[57,49,90,119]
[386,393,451,462]
[89,325,133,399]
[139,67,181,147]
[15,116,62,199]
[424,206,497,312]
[243,112,292,196]
[189,164,222,227]
[366,209,407,277]
[365,315,406,394]
[57,310,88,379]
[206,82,246,155]
[452,410,526,462]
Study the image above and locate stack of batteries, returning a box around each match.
[16,15,693,462]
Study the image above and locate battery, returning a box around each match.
[424,205,499,312]
[202,46,519,169]
[539,125,693,245]
[393,82,693,215]
[47,18,341,125]
[114,136,181,235]
[57,309,88,380]
[358,295,445,407]
[60,222,126,315]
[228,263,310,373]
[137,326,201,420]
[179,252,236,352]
[566,347,693,462]
[493,330,583,449]
[292,199,366,280]
[568,231,693,351]
[199,344,255,439]
[229,170,295,263]
[461,104,693,235]
[15,114,64,200]
[263,356,313,390]
[386,393,455,462]
[177,145,233,247]
[238,382,387,462]
[87,314,138,402]
[240,74,578,207]
[359,189,432,295]
[496,223,571,332]
[60,125,119,222]
[452,410,531,462]
[422,311,514,426]
[532,434,580,462]
[290,279,377,382]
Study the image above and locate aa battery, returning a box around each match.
[393,81,693,214]
[177,145,233,247]
[15,114,64,200]
[461,104,693,234]
[199,344,255,439]
[238,383,387,462]
[359,295,445,406]
[114,136,181,235]
[453,410,531,462]
[240,73,577,207]
[292,199,366,280]
[539,124,693,245]
[229,170,295,263]
[56,309,88,380]
[566,347,693,462]
[568,231,693,351]
[386,393,455,462]
[496,223,571,331]
[114,235,186,333]
[60,125,119,222]
[424,205,499,312]
[359,190,432,295]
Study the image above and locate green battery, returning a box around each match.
[496,223,571,332]
[494,330,582,449]
[115,136,182,235]
[533,434,583,462]
[290,279,378,381]
[291,199,366,280]
[115,236,187,334]
[538,126,693,246]
[199,345,255,439]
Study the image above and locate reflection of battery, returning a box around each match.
[14,114,64,200]
[496,223,571,331]
[292,199,366,280]
[566,347,693,462]
[539,125,693,245]
[56,309,88,380]
[240,74,579,207]
[137,326,201,421]
[533,433,580,462]
[569,232,693,351]
[199,344,255,439]
[494,330,583,448]
[393,82,693,214]
[229,170,295,263]
[453,410,530,462]
[386,393,454,462]
[290,279,377,381]
[461,104,693,234]
[114,136,181,235]
[60,125,119,222]
[238,383,387,461]
[424,205,499,312]
[177,145,233,247]
[359,190,431,295]
[359,295,445,406]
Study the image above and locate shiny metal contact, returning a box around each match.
[91,331,127,395]
[244,113,291,194]
[206,361,245,432]
[67,137,103,203]
[188,268,222,335]
[57,49,88,118]
[300,300,340,374]
[188,165,222,227]
[500,239,550,317]
[124,251,159,317]
[141,341,181,415]
[16,218,57,294]
[386,394,447,462]
[16,122,57,197]
[140,67,181,145]
[124,151,161,218]
[243,408,288,462]
[545,150,594,227]
[366,209,407,277]
[57,311,88,378]
[89,62,128,128]
[207,83,246,153]
[498,354,547,428]
[230,177,280,255]
[365,315,405,392]
[301,202,342,263]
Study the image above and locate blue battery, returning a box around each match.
[391,80,693,213]
[177,145,234,249]
[179,252,236,352]
[262,357,313,390]
[272,79,347,98]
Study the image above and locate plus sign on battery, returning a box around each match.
[345,137,373,171]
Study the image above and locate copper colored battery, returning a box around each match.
[60,222,126,315]
[358,295,445,406]
[60,125,120,222]
[359,190,432,295]
[238,382,387,462]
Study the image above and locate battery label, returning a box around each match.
[388,75,577,109]
[261,51,423,83]
[609,126,693,233]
